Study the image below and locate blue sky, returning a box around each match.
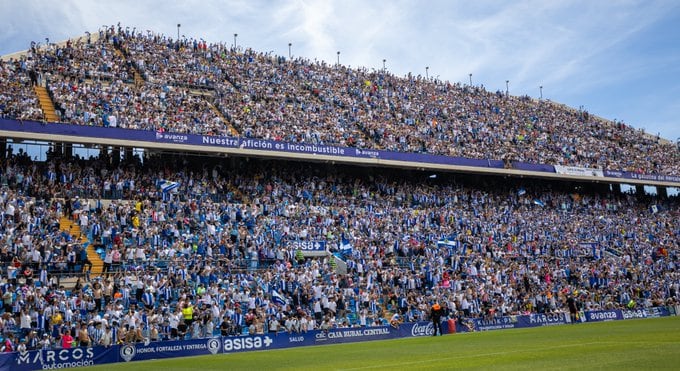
[2,0,679,142]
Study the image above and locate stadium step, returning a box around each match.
[207,100,239,136]
[59,216,105,277]
[302,83,378,149]
[111,43,146,85]
[34,85,59,122]
[230,185,247,203]
[133,70,145,86]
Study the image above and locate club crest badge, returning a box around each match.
[120,344,136,362]
[207,338,221,355]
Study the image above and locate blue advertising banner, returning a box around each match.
[399,320,467,336]
[310,326,395,346]
[512,161,556,173]
[3,119,680,184]
[473,316,521,331]
[119,338,223,363]
[400,321,437,337]
[0,119,510,170]
[287,240,327,253]
[0,354,11,371]
[621,307,671,320]
[584,310,623,322]
[219,322,453,355]
[472,313,569,331]
[222,326,398,354]
[0,310,674,370]
[603,169,680,184]
[9,346,117,371]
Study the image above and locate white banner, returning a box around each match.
[554,165,604,177]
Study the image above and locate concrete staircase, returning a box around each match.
[34,85,59,122]
[111,44,145,86]
[208,100,239,136]
[133,69,145,86]
[230,185,247,203]
[59,216,104,276]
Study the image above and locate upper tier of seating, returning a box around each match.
[1,25,678,174]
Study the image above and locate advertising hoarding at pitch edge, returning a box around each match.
[0,323,436,371]
[0,309,675,370]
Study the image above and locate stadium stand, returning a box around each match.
[0,24,677,174]
[0,24,678,350]
[0,59,44,122]
[0,150,677,348]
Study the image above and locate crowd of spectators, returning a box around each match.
[0,149,677,351]
[1,24,678,174]
[0,58,43,122]
[13,30,228,136]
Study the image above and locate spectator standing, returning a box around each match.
[431,303,443,336]
[60,329,74,349]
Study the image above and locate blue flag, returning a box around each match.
[437,240,457,249]
[340,233,353,254]
[159,180,180,193]
[271,290,288,306]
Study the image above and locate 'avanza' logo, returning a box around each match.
[589,311,618,320]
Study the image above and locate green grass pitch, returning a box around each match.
[82,317,680,370]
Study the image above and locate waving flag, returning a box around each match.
[437,240,457,249]
[271,290,288,306]
[159,180,180,193]
[339,232,353,255]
